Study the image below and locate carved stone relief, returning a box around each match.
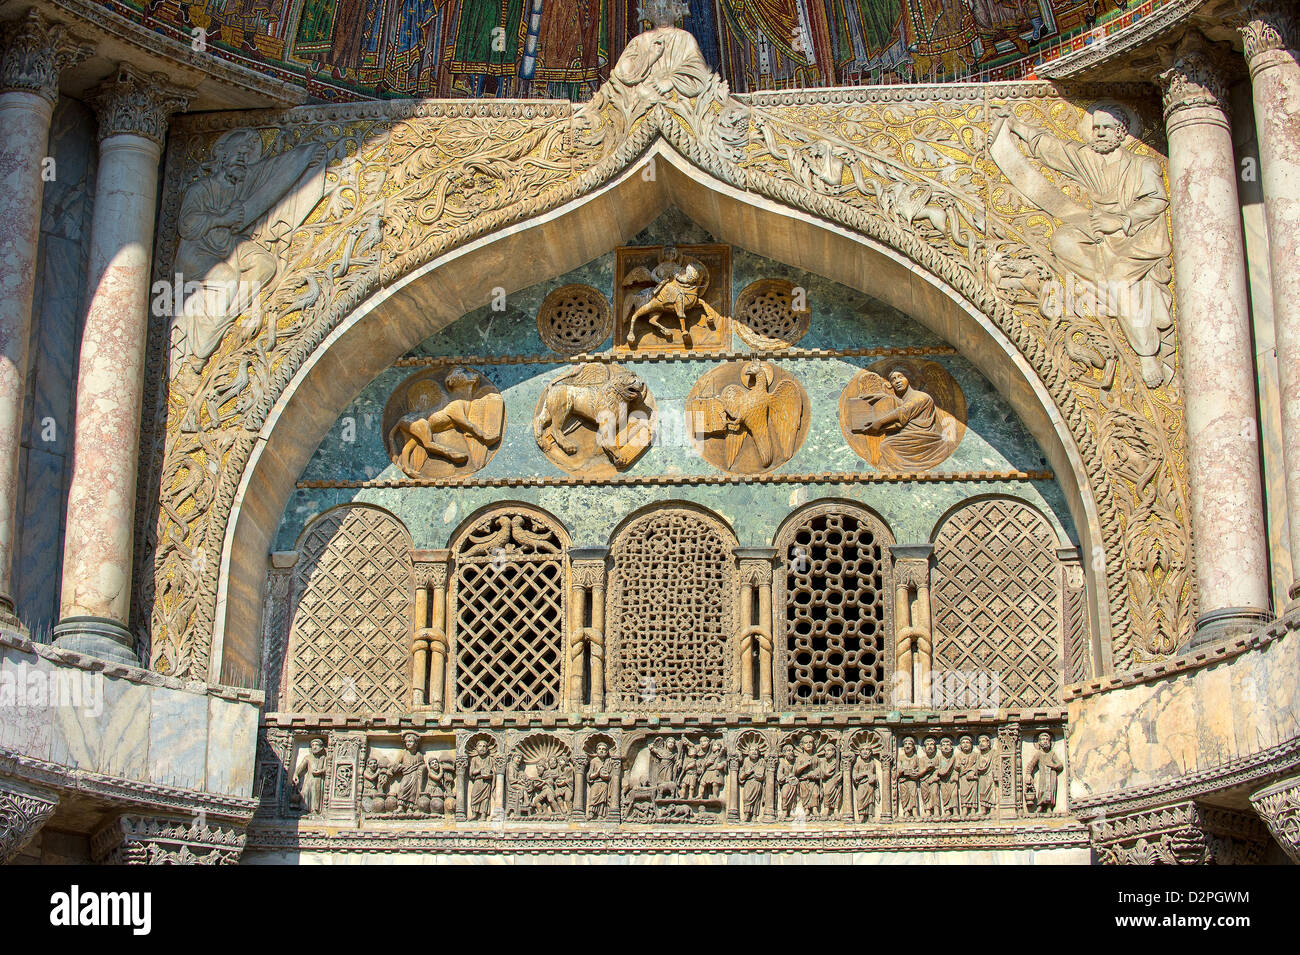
[839,358,967,471]
[459,733,502,823]
[735,731,770,823]
[688,360,809,474]
[533,362,656,477]
[382,366,505,480]
[1022,730,1065,814]
[614,244,730,351]
[775,730,845,820]
[536,284,613,355]
[362,733,456,820]
[849,731,886,823]
[451,508,567,713]
[289,736,328,816]
[733,278,810,349]
[506,735,575,820]
[622,733,727,824]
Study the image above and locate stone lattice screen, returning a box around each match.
[931,498,1063,708]
[284,506,414,713]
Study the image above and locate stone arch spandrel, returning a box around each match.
[138,27,1188,684]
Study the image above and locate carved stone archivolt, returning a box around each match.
[536,284,614,355]
[533,362,657,477]
[840,359,967,471]
[688,360,809,474]
[383,366,505,480]
[615,244,730,351]
[733,278,811,349]
[141,23,1192,684]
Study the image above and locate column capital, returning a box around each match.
[1250,775,1300,863]
[0,8,94,103]
[0,776,60,863]
[90,65,192,147]
[1156,31,1236,130]
[1237,0,1297,67]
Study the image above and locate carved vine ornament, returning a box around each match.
[139,25,1191,680]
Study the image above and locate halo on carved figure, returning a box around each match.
[533,362,658,478]
[536,284,613,355]
[733,278,810,349]
[382,365,505,480]
[687,360,809,474]
[838,358,967,472]
[614,243,731,352]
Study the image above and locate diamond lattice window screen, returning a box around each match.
[287,506,414,714]
[931,499,1062,708]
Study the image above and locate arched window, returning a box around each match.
[776,502,894,707]
[284,506,413,714]
[607,507,737,710]
[931,498,1063,708]
[450,506,568,712]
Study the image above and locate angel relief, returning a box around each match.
[838,359,967,472]
[533,362,657,478]
[688,360,808,474]
[382,366,505,479]
[615,244,730,351]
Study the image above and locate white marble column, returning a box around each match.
[0,11,91,631]
[1240,2,1300,610]
[53,67,190,664]
[1158,31,1273,645]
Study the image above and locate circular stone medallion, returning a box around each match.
[533,362,657,478]
[537,284,613,355]
[687,360,810,474]
[733,278,810,349]
[838,358,967,472]
[383,365,505,479]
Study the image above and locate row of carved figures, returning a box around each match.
[273,725,1065,825]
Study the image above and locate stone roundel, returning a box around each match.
[733,278,810,349]
[838,358,967,472]
[382,365,505,480]
[687,360,810,474]
[532,362,657,478]
[536,283,613,355]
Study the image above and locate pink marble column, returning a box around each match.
[1240,2,1300,610]
[1158,32,1273,645]
[53,67,189,664]
[0,11,90,631]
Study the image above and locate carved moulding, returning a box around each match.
[537,284,613,355]
[382,365,505,480]
[138,26,1190,685]
[733,279,811,349]
[839,358,967,472]
[688,360,809,474]
[533,362,657,477]
[1088,801,1273,865]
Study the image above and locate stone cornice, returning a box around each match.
[0,7,92,103]
[89,63,192,145]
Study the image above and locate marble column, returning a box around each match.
[0,11,91,631]
[1158,32,1273,645]
[1240,2,1300,610]
[53,67,190,664]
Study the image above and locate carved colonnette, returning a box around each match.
[135,26,1193,690]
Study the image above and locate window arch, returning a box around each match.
[931,497,1063,708]
[606,506,738,711]
[774,501,895,707]
[449,505,568,712]
[284,505,414,714]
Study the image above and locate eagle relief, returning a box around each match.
[839,359,967,471]
[382,366,505,480]
[688,360,809,474]
[533,362,658,478]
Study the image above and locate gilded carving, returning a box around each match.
[689,360,808,474]
[840,359,967,471]
[383,366,505,480]
[533,362,656,477]
[615,244,730,351]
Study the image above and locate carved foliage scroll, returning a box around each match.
[285,506,413,714]
[607,508,737,710]
[931,499,1062,708]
